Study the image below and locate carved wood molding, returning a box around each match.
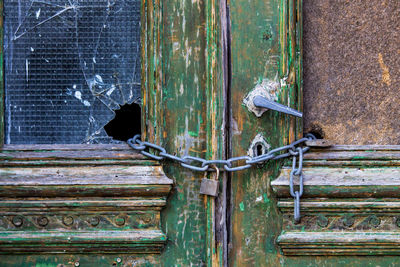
[0,231,167,254]
[271,145,400,256]
[0,144,173,254]
[278,232,400,256]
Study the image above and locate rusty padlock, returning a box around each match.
[199,164,219,197]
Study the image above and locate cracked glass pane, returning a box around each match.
[4,0,141,144]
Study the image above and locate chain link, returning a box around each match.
[289,147,305,222]
[127,133,316,222]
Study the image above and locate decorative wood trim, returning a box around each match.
[278,199,400,214]
[0,199,167,212]
[272,167,400,198]
[0,231,166,254]
[272,146,400,256]
[278,232,400,256]
[0,145,173,254]
[304,145,400,167]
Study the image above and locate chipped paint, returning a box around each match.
[243,77,280,117]
[263,193,270,203]
[239,202,245,211]
[247,133,271,157]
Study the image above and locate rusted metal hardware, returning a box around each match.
[253,95,303,118]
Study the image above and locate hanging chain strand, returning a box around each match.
[127,133,316,221]
[289,147,304,222]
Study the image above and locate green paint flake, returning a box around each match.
[239,202,245,211]
[263,193,270,203]
[188,131,198,137]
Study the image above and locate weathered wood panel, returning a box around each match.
[273,167,400,198]
[229,0,400,265]
[204,0,228,265]
[0,231,166,254]
[0,146,172,257]
[150,0,226,265]
[278,232,400,256]
[1,0,227,265]
[0,0,3,147]
[228,0,295,265]
[272,146,400,258]
[1,255,160,266]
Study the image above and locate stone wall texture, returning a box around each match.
[303,0,399,144]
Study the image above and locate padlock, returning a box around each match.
[200,165,219,197]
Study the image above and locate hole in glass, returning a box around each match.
[104,103,141,142]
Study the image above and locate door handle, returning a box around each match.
[253,96,302,118]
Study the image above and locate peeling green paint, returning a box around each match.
[263,193,270,203]
[239,202,245,211]
[188,131,199,137]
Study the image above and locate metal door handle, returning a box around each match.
[253,96,302,118]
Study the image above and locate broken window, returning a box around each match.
[4,0,141,144]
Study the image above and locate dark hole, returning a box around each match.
[306,124,325,139]
[308,131,323,139]
[256,144,263,156]
[104,103,141,141]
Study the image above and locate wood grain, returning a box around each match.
[228,0,300,265]
[273,146,400,258]
[0,145,172,254]
[278,232,400,256]
[0,231,166,254]
[272,167,400,197]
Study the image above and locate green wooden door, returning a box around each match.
[228,1,400,266]
[1,0,399,266]
[0,0,224,265]
[228,0,304,265]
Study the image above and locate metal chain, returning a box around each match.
[127,133,316,221]
[128,133,315,172]
[289,147,304,222]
